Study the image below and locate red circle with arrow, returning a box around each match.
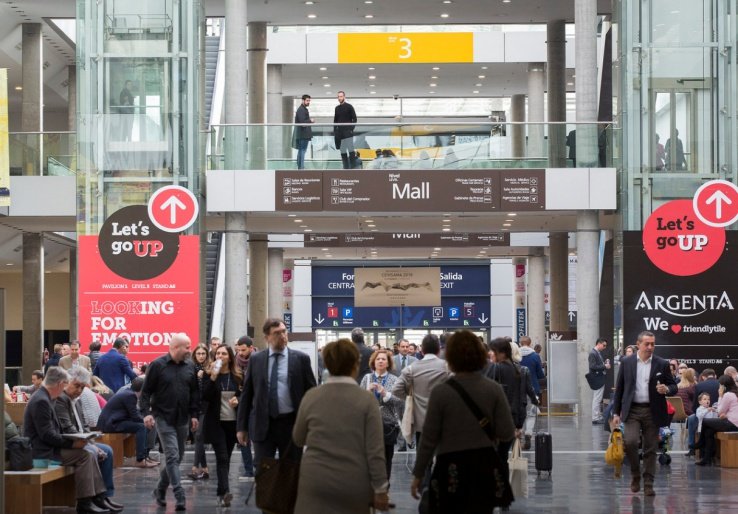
[148,186,199,233]
[693,179,738,228]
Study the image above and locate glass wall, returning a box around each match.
[76,0,201,234]
[615,0,735,230]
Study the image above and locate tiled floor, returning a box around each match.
[48,416,738,513]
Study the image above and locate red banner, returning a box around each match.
[78,234,200,368]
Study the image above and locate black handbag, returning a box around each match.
[7,437,33,471]
[585,372,606,390]
[255,446,300,514]
[380,404,400,445]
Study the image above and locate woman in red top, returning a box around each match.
[676,368,696,415]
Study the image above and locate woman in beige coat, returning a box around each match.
[293,339,390,514]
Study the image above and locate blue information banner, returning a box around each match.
[312,265,490,297]
[311,297,491,329]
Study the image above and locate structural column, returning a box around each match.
[223,0,249,346]
[68,248,77,341]
[527,251,546,351]
[22,233,44,384]
[510,94,526,159]
[267,248,284,320]
[577,210,600,418]
[249,235,269,348]
[21,23,42,133]
[283,96,295,159]
[267,64,284,159]
[67,65,77,131]
[575,0,599,168]
[547,20,567,168]
[548,233,569,331]
[527,63,545,159]
[248,22,267,170]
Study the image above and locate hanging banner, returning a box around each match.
[514,260,526,340]
[0,69,9,207]
[78,203,200,368]
[624,194,738,369]
[354,267,441,307]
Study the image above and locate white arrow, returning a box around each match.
[314,313,325,325]
[568,311,576,322]
[160,195,187,225]
[705,189,732,220]
[478,313,489,324]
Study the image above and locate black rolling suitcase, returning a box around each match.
[535,432,553,475]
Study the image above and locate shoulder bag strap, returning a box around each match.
[446,378,495,442]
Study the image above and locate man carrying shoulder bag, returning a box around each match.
[586,338,611,425]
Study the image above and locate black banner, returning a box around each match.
[623,231,738,370]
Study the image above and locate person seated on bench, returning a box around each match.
[695,375,738,466]
[23,366,117,514]
[13,369,43,397]
[97,376,156,467]
[4,411,19,441]
[55,367,123,512]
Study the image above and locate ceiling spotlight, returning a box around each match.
[443,0,452,3]
[475,83,482,87]
[442,228,451,232]
[431,76,439,79]
[365,14,374,18]
[294,219,303,222]
[370,91,377,94]
[567,82,574,86]
[304,229,313,232]
[364,0,373,3]
[503,223,511,227]
[473,90,480,94]
[366,220,374,223]
[307,13,317,18]
[368,67,375,70]
[478,75,486,79]
[321,248,329,251]
[440,13,450,18]
[321,76,329,79]
[369,84,376,87]
[288,214,297,217]
[434,247,441,251]
[507,212,517,216]
[429,91,436,94]
[502,0,511,3]
[319,66,327,71]
[323,83,331,87]
[481,66,488,70]
[429,83,437,87]
[432,66,440,71]
[368,75,376,79]
[505,219,514,222]
[304,1,315,4]
[442,219,451,222]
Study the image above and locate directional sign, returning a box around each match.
[693,180,738,228]
[148,186,199,233]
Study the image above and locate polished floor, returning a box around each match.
[46,416,738,513]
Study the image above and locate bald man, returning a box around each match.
[141,334,199,511]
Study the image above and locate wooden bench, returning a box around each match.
[5,466,76,514]
[98,433,137,467]
[5,402,27,426]
[716,432,738,468]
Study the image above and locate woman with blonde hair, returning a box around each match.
[202,345,242,506]
[676,367,696,416]
[359,349,404,481]
[293,339,389,513]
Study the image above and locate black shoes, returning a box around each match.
[686,449,696,457]
[77,497,109,514]
[102,497,124,513]
[152,489,166,507]
[695,459,712,466]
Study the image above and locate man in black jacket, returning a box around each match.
[141,333,200,511]
[334,91,357,168]
[351,327,373,384]
[294,94,313,169]
[24,366,110,513]
[588,338,611,424]
[612,331,677,496]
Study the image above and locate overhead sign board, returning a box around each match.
[276,170,546,212]
[304,232,510,247]
[338,33,474,64]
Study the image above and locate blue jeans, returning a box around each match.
[296,139,309,169]
[155,418,189,503]
[85,443,114,497]
[687,414,698,448]
[240,441,254,476]
[113,420,148,461]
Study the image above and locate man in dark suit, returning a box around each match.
[351,327,374,384]
[24,367,111,513]
[333,90,357,168]
[612,331,677,496]
[236,318,317,471]
[392,338,417,376]
[55,367,123,512]
[97,376,156,468]
[93,338,139,392]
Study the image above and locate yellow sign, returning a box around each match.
[338,33,473,64]
[0,69,9,207]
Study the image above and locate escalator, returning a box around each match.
[203,35,220,126]
[204,232,222,338]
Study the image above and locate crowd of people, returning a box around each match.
[7,324,738,512]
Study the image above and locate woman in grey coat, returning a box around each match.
[293,339,390,514]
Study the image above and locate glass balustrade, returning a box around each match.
[8,132,76,176]
[206,122,613,171]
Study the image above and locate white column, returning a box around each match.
[527,63,545,159]
[575,0,599,168]
[528,252,546,349]
[549,233,569,331]
[267,64,284,159]
[249,235,269,348]
[577,211,600,418]
[511,94,526,159]
[547,20,567,168]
